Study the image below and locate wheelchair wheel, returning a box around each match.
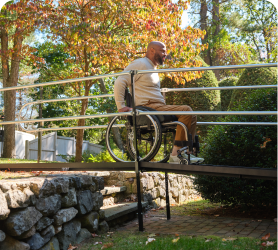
[127,114,162,162]
[106,114,162,162]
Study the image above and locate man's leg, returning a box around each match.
[144,103,197,155]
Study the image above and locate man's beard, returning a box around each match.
[154,53,163,65]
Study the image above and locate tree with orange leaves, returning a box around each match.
[0,0,51,158]
[46,0,207,162]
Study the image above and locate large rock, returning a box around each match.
[91,192,103,211]
[56,220,81,250]
[5,189,30,208]
[68,175,92,189]
[76,190,94,215]
[141,176,154,190]
[0,235,30,250]
[91,177,104,190]
[26,225,55,250]
[75,228,91,244]
[39,178,69,198]
[170,186,179,198]
[16,226,36,240]
[36,217,54,232]
[151,188,160,199]
[98,221,109,234]
[158,187,166,198]
[0,230,6,242]
[53,207,78,226]
[35,194,61,216]
[4,207,43,236]
[99,210,105,220]
[78,211,99,233]
[143,193,152,205]
[24,189,36,206]
[29,179,45,197]
[0,190,10,220]
[38,237,60,250]
[61,188,77,208]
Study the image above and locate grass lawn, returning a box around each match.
[74,231,277,250]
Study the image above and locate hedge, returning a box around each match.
[228,66,277,110]
[194,88,277,206]
[219,77,238,111]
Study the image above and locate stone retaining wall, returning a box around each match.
[98,171,197,207]
[0,174,107,250]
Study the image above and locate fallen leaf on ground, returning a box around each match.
[94,242,102,245]
[148,234,156,238]
[258,220,262,222]
[172,237,180,243]
[222,237,237,242]
[214,214,220,217]
[157,207,164,210]
[261,233,270,241]
[146,238,156,245]
[155,233,160,236]
[265,241,276,246]
[67,244,78,250]
[175,234,179,237]
[205,238,213,242]
[101,243,114,249]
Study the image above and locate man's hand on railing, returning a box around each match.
[118,107,133,112]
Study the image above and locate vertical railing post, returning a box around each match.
[131,70,143,232]
[37,87,43,163]
[165,172,170,220]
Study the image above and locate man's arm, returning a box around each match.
[114,60,143,112]
[114,74,131,111]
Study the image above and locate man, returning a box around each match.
[114,41,204,163]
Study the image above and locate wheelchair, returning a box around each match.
[105,89,200,164]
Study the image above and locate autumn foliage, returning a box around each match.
[2,0,207,161]
[44,0,207,161]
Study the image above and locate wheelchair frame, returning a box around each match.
[105,88,201,164]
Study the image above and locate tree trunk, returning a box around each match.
[1,29,22,158]
[200,0,211,66]
[98,79,124,151]
[212,0,221,80]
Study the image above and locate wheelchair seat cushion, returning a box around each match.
[136,106,178,123]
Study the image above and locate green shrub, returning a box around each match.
[194,88,277,206]
[218,77,238,111]
[228,66,277,110]
[88,148,128,162]
[161,58,220,139]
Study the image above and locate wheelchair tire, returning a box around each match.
[127,114,162,162]
[105,114,162,162]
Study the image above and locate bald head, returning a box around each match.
[146,41,167,66]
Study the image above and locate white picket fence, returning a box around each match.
[0,131,35,159]
[25,132,104,162]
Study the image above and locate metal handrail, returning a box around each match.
[1,110,276,126]
[18,94,114,129]
[137,63,277,74]
[1,112,132,125]
[137,111,277,116]
[161,84,277,93]
[0,71,130,92]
